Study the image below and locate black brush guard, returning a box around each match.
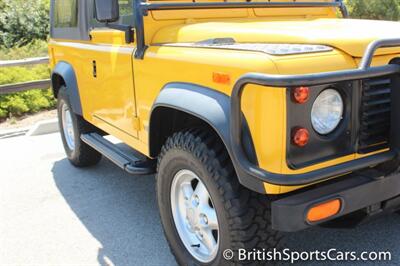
[230,38,400,189]
[230,38,400,232]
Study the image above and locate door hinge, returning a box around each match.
[133,117,141,131]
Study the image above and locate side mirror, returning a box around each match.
[94,0,120,23]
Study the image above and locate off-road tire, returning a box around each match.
[156,129,285,266]
[57,86,102,167]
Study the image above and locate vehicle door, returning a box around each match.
[87,0,138,138]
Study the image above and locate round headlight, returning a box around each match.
[311,89,344,135]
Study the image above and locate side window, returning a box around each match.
[119,0,134,21]
[90,0,134,27]
[54,0,78,28]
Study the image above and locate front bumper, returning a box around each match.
[230,38,400,193]
[271,170,400,232]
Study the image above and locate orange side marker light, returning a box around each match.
[213,72,231,85]
[307,199,341,223]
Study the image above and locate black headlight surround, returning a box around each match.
[286,81,359,170]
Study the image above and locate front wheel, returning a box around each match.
[156,129,284,265]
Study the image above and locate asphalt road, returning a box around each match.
[1,133,399,266]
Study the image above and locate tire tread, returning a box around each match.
[157,129,284,264]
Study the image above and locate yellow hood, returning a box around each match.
[152,18,400,57]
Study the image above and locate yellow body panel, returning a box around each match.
[151,18,400,57]
[49,4,400,194]
[49,31,146,153]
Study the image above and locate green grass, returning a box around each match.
[0,41,55,121]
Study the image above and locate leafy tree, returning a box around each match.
[345,0,400,21]
[0,0,50,48]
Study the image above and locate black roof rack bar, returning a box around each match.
[140,1,342,12]
[133,0,347,59]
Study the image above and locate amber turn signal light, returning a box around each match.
[292,127,309,147]
[307,199,341,223]
[212,72,231,85]
[292,86,310,104]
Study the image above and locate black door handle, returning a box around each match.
[92,60,97,78]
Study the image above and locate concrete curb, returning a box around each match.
[1,118,60,139]
[0,127,30,139]
[26,118,59,136]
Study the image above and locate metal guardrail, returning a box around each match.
[0,57,51,95]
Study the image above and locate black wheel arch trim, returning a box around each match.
[51,61,83,116]
[149,82,265,193]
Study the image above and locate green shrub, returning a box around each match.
[0,0,50,48]
[5,96,30,116]
[0,88,56,120]
[0,108,7,118]
[0,41,49,60]
[345,0,400,21]
[0,42,55,121]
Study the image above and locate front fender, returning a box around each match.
[150,82,265,193]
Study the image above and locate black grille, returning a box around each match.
[358,77,392,154]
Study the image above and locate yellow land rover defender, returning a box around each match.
[49,0,400,264]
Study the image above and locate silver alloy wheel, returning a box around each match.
[61,103,75,151]
[171,170,220,263]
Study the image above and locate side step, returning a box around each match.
[81,133,156,175]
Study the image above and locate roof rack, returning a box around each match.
[141,1,345,13]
